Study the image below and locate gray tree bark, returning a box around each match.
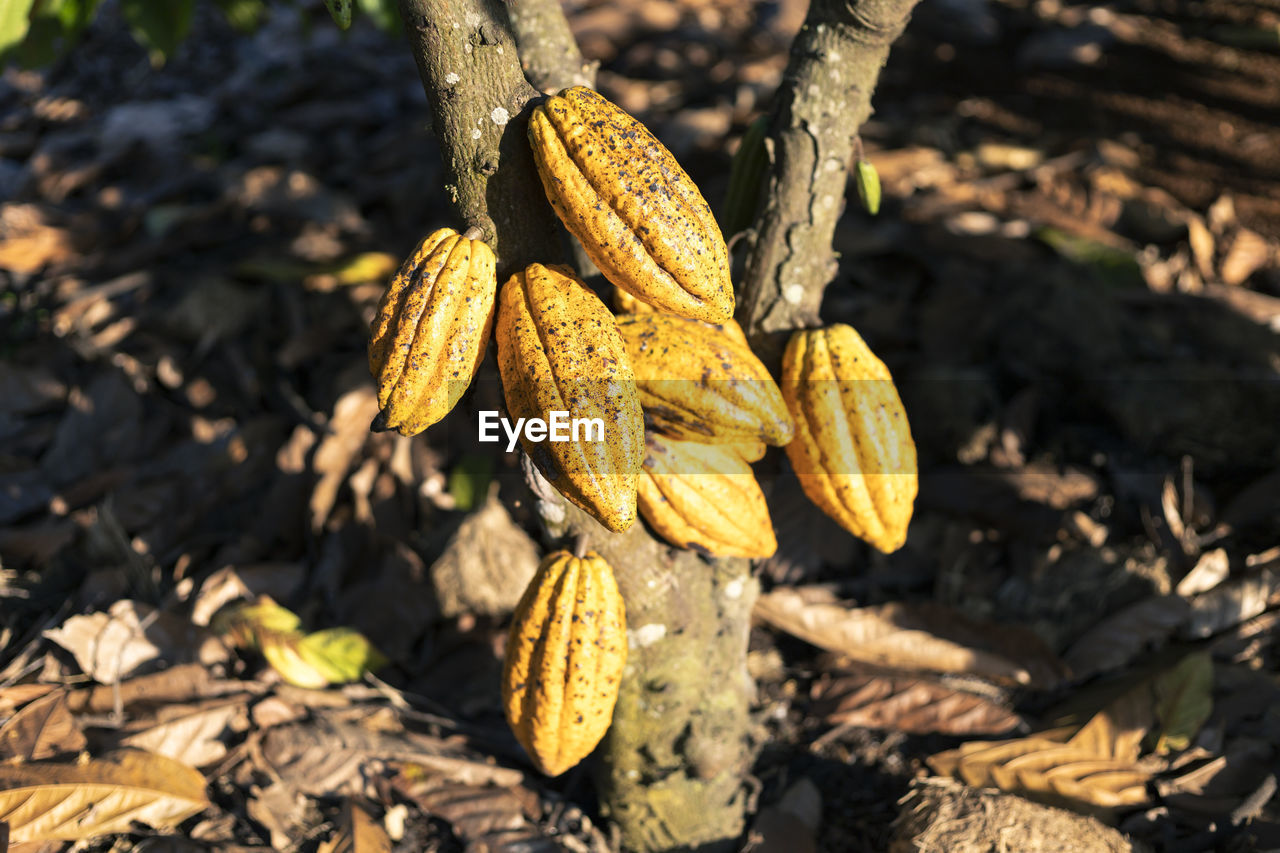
[394,0,920,849]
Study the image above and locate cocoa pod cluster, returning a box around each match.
[365,85,919,775]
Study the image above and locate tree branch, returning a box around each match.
[397,0,561,277]
[506,0,597,92]
[737,0,920,340]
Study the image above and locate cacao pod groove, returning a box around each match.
[638,435,777,558]
[616,313,794,446]
[780,324,918,553]
[368,227,496,437]
[502,550,627,777]
[496,263,645,532]
[529,86,733,324]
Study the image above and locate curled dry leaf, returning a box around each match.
[0,749,209,842]
[119,700,247,767]
[1183,567,1280,639]
[1063,595,1191,679]
[258,716,523,799]
[811,668,1022,736]
[44,600,223,685]
[430,492,540,618]
[927,654,1212,811]
[391,765,555,851]
[0,690,86,762]
[1176,548,1230,598]
[755,587,1066,687]
[310,385,381,532]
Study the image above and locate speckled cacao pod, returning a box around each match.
[496,263,644,532]
[368,228,496,436]
[780,324,917,553]
[616,313,793,446]
[529,86,733,324]
[638,435,777,558]
[614,287,750,348]
[502,550,627,777]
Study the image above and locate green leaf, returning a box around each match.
[296,627,387,684]
[213,0,265,32]
[720,116,768,237]
[1,0,38,57]
[120,0,194,65]
[447,452,494,512]
[356,0,399,32]
[1152,652,1213,754]
[855,159,882,216]
[323,0,352,29]
[212,595,304,643]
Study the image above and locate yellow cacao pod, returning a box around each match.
[614,288,750,348]
[728,439,767,463]
[496,263,644,532]
[529,86,733,324]
[502,550,627,777]
[638,435,777,558]
[616,313,794,446]
[368,228,496,436]
[780,324,918,553]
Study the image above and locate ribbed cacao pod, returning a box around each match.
[616,313,793,446]
[728,439,767,463]
[368,228,496,436]
[780,324,917,553]
[638,435,777,558]
[529,86,733,324]
[614,288,750,348]
[502,550,627,777]
[496,263,644,532]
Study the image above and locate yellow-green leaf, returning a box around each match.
[296,628,387,684]
[855,159,882,216]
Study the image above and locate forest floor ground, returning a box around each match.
[2,0,1279,850]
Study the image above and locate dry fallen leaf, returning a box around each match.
[391,765,554,851]
[317,800,391,853]
[0,749,209,842]
[259,714,522,799]
[1183,567,1280,639]
[1063,595,1191,679]
[44,601,172,684]
[0,690,86,762]
[119,700,247,767]
[430,491,541,618]
[755,588,1066,687]
[310,386,381,531]
[811,668,1022,736]
[926,654,1212,811]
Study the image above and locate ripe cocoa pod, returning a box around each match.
[728,439,767,463]
[614,288,750,348]
[638,435,777,558]
[368,228,496,436]
[616,313,793,446]
[529,86,733,324]
[502,550,627,777]
[780,324,917,553]
[496,263,644,532]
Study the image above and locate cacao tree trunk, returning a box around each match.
[394,0,920,848]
